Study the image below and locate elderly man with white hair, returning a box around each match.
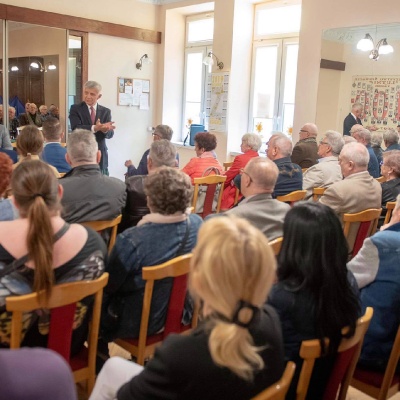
[291,122,319,168]
[319,142,381,221]
[350,125,380,178]
[383,128,400,151]
[302,130,344,200]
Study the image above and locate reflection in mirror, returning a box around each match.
[68,35,83,132]
[317,23,399,136]
[7,21,66,134]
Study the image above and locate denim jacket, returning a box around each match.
[101,214,203,341]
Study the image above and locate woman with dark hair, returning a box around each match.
[182,132,223,183]
[268,202,360,399]
[0,160,106,350]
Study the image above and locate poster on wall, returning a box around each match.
[350,75,400,130]
[117,77,150,108]
[206,72,229,131]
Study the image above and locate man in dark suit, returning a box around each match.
[343,102,363,136]
[69,80,115,175]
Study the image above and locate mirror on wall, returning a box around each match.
[7,21,67,126]
[316,23,400,136]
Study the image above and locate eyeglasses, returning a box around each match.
[152,133,161,139]
[300,129,309,133]
[319,140,329,146]
[240,168,253,183]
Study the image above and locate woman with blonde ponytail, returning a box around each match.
[90,216,285,400]
[0,160,107,351]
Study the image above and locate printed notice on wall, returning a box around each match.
[118,77,150,108]
[206,72,229,131]
[350,75,400,130]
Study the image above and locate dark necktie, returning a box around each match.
[90,106,95,125]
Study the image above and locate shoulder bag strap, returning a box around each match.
[175,217,191,257]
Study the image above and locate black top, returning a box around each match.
[117,305,285,400]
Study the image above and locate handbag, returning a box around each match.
[195,166,223,214]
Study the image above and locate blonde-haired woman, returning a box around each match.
[90,216,285,400]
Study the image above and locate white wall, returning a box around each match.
[294,0,400,142]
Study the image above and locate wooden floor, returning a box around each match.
[77,343,400,400]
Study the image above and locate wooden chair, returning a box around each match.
[384,201,396,225]
[301,168,308,174]
[342,209,382,258]
[81,214,122,254]
[296,307,373,400]
[223,161,233,171]
[6,273,109,396]
[114,254,199,365]
[312,187,326,202]
[269,237,283,256]
[58,172,66,178]
[276,190,307,206]
[351,324,400,400]
[192,175,227,218]
[252,362,296,400]
[376,176,386,183]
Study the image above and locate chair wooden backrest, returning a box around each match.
[375,176,386,183]
[58,172,66,178]
[296,307,373,400]
[276,190,307,206]
[351,324,400,400]
[384,201,396,225]
[81,214,122,254]
[312,187,326,202]
[342,209,382,258]
[115,254,199,365]
[223,161,233,171]
[252,362,296,400]
[6,273,109,395]
[302,168,308,174]
[269,237,283,256]
[192,175,227,218]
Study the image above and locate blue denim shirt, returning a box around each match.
[273,157,303,198]
[101,213,203,341]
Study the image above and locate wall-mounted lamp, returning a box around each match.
[136,54,152,70]
[10,66,19,72]
[29,61,57,72]
[203,52,224,72]
[357,34,394,61]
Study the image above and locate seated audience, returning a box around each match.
[101,167,203,343]
[125,124,175,177]
[39,104,49,122]
[120,139,177,231]
[182,131,223,183]
[223,157,290,240]
[383,128,400,151]
[41,117,71,173]
[220,133,261,210]
[0,106,19,140]
[371,131,384,165]
[343,135,357,144]
[91,216,284,400]
[0,153,17,221]
[350,125,380,178]
[48,104,60,120]
[303,130,343,200]
[320,142,382,221]
[291,123,319,168]
[0,348,77,400]
[347,194,400,371]
[0,160,106,351]
[19,102,42,127]
[268,202,360,399]
[0,123,12,150]
[60,129,126,223]
[14,125,60,177]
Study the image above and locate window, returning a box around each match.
[182,14,213,141]
[250,1,300,139]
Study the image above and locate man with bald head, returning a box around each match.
[319,142,382,221]
[350,125,380,178]
[291,123,319,168]
[344,103,363,136]
[224,157,290,240]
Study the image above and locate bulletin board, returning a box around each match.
[117,77,150,109]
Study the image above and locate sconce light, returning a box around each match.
[29,61,57,72]
[10,65,19,72]
[202,52,224,71]
[357,34,394,61]
[46,62,57,71]
[136,54,152,70]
